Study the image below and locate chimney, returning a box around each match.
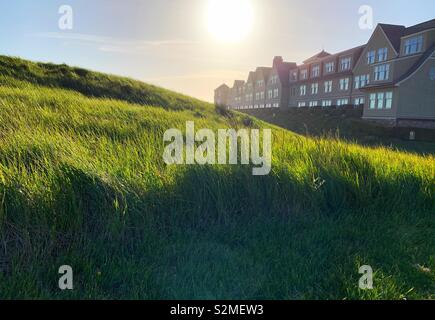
[273,56,283,68]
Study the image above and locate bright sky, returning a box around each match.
[1,0,434,102]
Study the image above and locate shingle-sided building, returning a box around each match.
[288,47,365,108]
[214,84,230,107]
[214,18,435,127]
[354,19,435,127]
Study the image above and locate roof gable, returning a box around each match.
[303,50,331,64]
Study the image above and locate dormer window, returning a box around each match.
[404,35,424,55]
[325,62,335,73]
[311,65,320,78]
[340,57,351,71]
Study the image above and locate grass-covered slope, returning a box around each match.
[0,57,434,299]
[242,108,435,155]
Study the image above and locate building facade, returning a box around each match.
[214,18,435,127]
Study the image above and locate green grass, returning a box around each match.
[0,56,434,299]
[242,107,435,155]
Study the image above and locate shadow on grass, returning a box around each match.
[0,159,433,299]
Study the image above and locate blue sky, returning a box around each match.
[1,0,434,102]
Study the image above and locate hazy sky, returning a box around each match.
[1,0,434,102]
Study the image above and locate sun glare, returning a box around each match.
[206,0,254,43]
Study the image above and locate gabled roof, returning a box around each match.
[303,50,331,64]
[255,67,272,81]
[361,41,435,90]
[404,18,435,36]
[276,62,297,86]
[379,24,406,53]
[378,19,435,53]
[246,71,255,83]
[215,84,229,91]
[233,80,245,87]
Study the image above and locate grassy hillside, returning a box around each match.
[242,108,435,155]
[0,56,434,299]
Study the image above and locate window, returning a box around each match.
[369,94,376,109]
[377,92,384,109]
[312,65,320,78]
[290,71,298,81]
[268,90,273,99]
[404,35,424,55]
[260,91,265,100]
[311,83,319,95]
[273,89,279,98]
[354,76,360,89]
[309,101,318,107]
[300,85,306,96]
[337,99,349,107]
[354,75,369,89]
[339,78,350,91]
[354,97,365,106]
[325,62,335,73]
[322,100,332,107]
[340,57,351,71]
[324,81,333,93]
[257,80,264,87]
[255,92,260,100]
[367,50,375,64]
[273,103,280,108]
[374,64,390,81]
[300,69,308,80]
[270,75,279,84]
[385,92,393,109]
[378,48,388,62]
[298,102,306,107]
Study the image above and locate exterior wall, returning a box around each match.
[214,86,230,106]
[396,56,435,119]
[265,69,283,108]
[353,26,398,88]
[362,87,398,120]
[254,71,267,109]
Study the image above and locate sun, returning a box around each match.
[206,0,254,43]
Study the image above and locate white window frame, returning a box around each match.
[404,35,424,55]
[324,81,332,93]
[311,65,320,78]
[325,62,335,73]
[385,92,393,109]
[367,50,375,64]
[340,57,351,71]
[374,64,390,81]
[377,92,385,109]
[300,85,306,96]
[339,78,349,91]
[311,83,319,95]
[378,47,388,62]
